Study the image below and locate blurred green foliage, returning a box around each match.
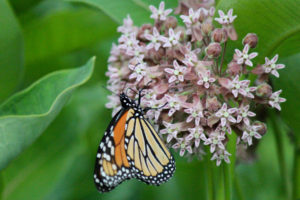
[0,0,299,199]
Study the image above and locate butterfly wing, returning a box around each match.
[94,108,175,192]
[94,108,134,192]
[124,111,175,185]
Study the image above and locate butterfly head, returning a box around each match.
[120,92,135,108]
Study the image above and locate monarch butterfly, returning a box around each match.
[93,88,175,192]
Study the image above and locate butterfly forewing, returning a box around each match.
[94,94,175,193]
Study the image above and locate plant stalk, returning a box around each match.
[270,111,292,200]
[292,144,300,200]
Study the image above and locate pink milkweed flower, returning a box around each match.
[145,98,166,122]
[236,104,256,126]
[242,124,262,146]
[229,75,253,98]
[128,58,147,82]
[161,121,180,142]
[214,9,237,25]
[118,32,139,52]
[211,149,231,166]
[181,43,200,67]
[149,1,172,21]
[106,95,122,116]
[203,131,226,153]
[106,65,119,80]
[180,8,200,26]
[263,54,285,78]
[160,28,181,48]
[216,123,232,135]
[163,94,186,116]
[187,126,206,147]
[184,98,204,126]
[268,90,286,111]
[108,43,120,63]
[197,71,216,89]
[215,103,237,127]
[126,44,146,58]
[145,27,162,51]
[235,44,258,67]
[172,137,193,156]
[117,15,135,34]
[164,60,187,83]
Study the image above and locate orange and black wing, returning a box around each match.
[94,108,175,192]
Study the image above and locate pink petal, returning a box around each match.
[218,10,225,17]
[180,149,185,156]
[271,70,279,78]
[186,115,194,123]
[164,68,174,74]
[168,108,176,116]
[245,59,253,66]
[243,44,249,54]
[276,64,285,69]
[159,1,165,10]
[249,52,258,59]
[228,116,236,123]
[168,75,177,83]
[272,54,278,63]
[221,118,227,126]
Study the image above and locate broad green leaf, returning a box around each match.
[2,85,108,200]
[216,0,300,61]
[23,5,117,65]
[273,54,300,145]
[0,57,94,170]
[0,0,24,102]
[68,0,179,26]
[68,0,151,25]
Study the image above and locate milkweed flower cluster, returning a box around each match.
[105,1,286,166]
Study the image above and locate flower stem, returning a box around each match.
[223,132,237,200]
[219,41,227,75]
[270,111,292,200]
[292,143,300,200]
[205,155,215,200]
[234,176,245,200]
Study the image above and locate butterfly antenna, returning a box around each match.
[143,102,168,113]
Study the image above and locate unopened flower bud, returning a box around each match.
[212,28,227,43]
[253,121,267,136]
[205,42,222,58]
[201,22,213,36]
[227,61,241,76]
[243,33,258,48]
[256,83,272,98]
[165,16,178,29]
[138,24,152,41]
[175,26,186,40]
[206,96,221,112]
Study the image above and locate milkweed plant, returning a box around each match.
[105,0,286,166]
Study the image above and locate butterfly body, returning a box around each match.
[94,92,175,192]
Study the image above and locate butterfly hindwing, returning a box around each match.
[124,115,175,185]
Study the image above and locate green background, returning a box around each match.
[0,0,299,199]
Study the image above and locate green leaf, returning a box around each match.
[273,54,300,144]
[2,85,107,200]
[0,57,95,170]
[216,0,300,61]
[0,0,24,102]
[23,5,117,65]
[68,0,151,25]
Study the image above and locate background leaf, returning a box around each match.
[0,0,24,102]
[0,57,94,170]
